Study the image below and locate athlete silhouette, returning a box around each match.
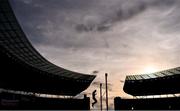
[92,90,97,108]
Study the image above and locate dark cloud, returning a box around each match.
[115,2,146,21]
[151,0,176,7]
[75,22,111,32]
[74,0,180,33]
[10,0,180,48]
[92,70,99,74]
[120,80,125,83]
[75,1,147,33]
[12,0,95,10]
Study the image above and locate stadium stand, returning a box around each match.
[123,67,180,96]
[115,67,180,110]
[0,0,95,109]
[0,91,90,110]
[114,96,180,110]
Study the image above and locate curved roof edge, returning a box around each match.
[123,67,180,96]
[0,0,96,96]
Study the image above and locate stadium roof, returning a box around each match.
[123,67,180,96]
[0,0,96,96]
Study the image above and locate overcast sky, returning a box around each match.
[10,0,180,109]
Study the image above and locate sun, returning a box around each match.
[143,66,158,74]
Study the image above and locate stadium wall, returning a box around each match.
[0,92,90,110]
[114,97,180,110]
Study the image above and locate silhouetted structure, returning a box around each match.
[114,96,180,110]
[124,67,180,96]
[0,0,95,109]
[0,91,90,110]
[115,67,180,110]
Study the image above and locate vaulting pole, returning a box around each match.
[100,83,102,111]
[105,73,108,111]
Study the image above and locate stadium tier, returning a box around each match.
[114,67,180,110]
[114,97,180,110]
[0,0,95,96]
[123,67,180,96]
[0,91,90,110]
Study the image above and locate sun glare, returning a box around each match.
[143,66,158,74]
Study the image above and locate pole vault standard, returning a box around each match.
[105,73,108,111]
[100,83,102,111]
